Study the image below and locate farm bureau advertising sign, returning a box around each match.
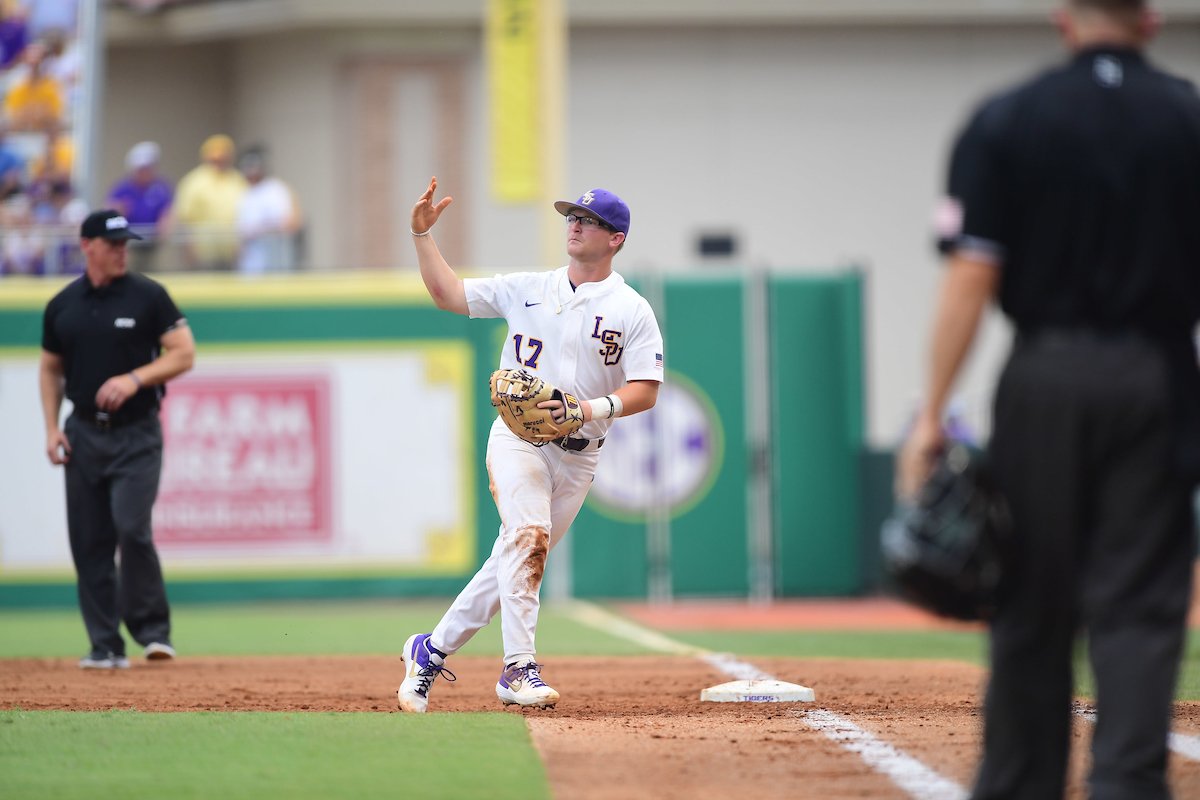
[153,375,333,546]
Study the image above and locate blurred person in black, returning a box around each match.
[898,1,1200,798]
[39,210,195,669]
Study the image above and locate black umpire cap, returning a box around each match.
[80,210,143,241]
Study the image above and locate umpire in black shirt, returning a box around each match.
[899,1,1200,798]
[39,209,196,670]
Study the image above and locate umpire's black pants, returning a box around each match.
[64,412,171,658]
[972,333,1196,800]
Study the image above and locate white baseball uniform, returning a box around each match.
[430,265,664,664]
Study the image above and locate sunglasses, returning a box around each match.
[565,213,614,231]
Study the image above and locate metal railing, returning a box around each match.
[0,224,306,276]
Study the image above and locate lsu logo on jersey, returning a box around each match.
[592,316,624,366]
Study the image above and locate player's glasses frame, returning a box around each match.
[565,213,614,231]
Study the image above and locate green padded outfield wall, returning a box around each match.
[0,270,865,605]
[568,272,866,598]
[770,273,865,595]
[569,275,749,599]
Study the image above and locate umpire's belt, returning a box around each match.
[1015,326,1149,348]
[556,436,605,453]
[75,410,150,431]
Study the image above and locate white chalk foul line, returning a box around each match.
[561,600,706,656]
[700,651,772,681]
[798,708,969,800]
[1075,709,1200,763]
[563,600,969,800]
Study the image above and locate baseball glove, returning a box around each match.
[880,442,1013,621]
[490,368,585,446]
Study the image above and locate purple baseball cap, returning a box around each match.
[554,189,630,236]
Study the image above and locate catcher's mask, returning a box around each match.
[881,442,1013,622]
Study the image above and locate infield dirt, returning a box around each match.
[2,653,1198,799]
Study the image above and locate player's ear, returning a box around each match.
[1139,9,1162,42]
[1056,9,1075,47]
[610,231,625,250]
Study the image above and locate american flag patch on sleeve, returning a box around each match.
[655,353,664,368]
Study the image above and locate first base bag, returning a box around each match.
[880,442,1013,622]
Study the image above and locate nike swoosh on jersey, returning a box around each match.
[525,301,542,307]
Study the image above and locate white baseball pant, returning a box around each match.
[431,418,600,664]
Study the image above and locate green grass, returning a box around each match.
[0,600,656,658]
[670,629,990,663]
[1072,634,1200,701]
[0,600,1196,799]
[0,710,550,800]
[0,601,593,800]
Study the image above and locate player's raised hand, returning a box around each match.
[412,177,453,235]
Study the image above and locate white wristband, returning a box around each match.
[607,394,624,419]
[587,394,623,421]
[411,228,431,237]
[588,394,623,420]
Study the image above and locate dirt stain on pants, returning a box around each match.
[514,525,550,593]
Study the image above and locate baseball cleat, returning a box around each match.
[79,652,131,670]
[397,633,455,713]
[144,642,176,661]
[496,660,559,709]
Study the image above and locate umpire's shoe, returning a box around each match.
[79,652,130,670]
[397,633,455,713]
[496,660,559,709]
[144,642,176,661]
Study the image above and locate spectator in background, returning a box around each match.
[235,144,301,274]
[22,121,83,275]
[38,27,80,110]
[108,141,173,273]
[0,0,28,71]
[22,0,78,42]
[27,119,71,188]
[32,176,85,224]
[0,121,25,199]
[24,119,75,255]
[171,134,246,271]
[0,192,45,275]
[3,40,65,132]
[30,178,86,275]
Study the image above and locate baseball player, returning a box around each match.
[397,177,664,712]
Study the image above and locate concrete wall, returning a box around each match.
[96,14,1200,446]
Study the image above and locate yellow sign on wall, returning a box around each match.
[487,0,541,202]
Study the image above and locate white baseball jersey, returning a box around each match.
[464,265,665,440]
[429,265,664,666]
